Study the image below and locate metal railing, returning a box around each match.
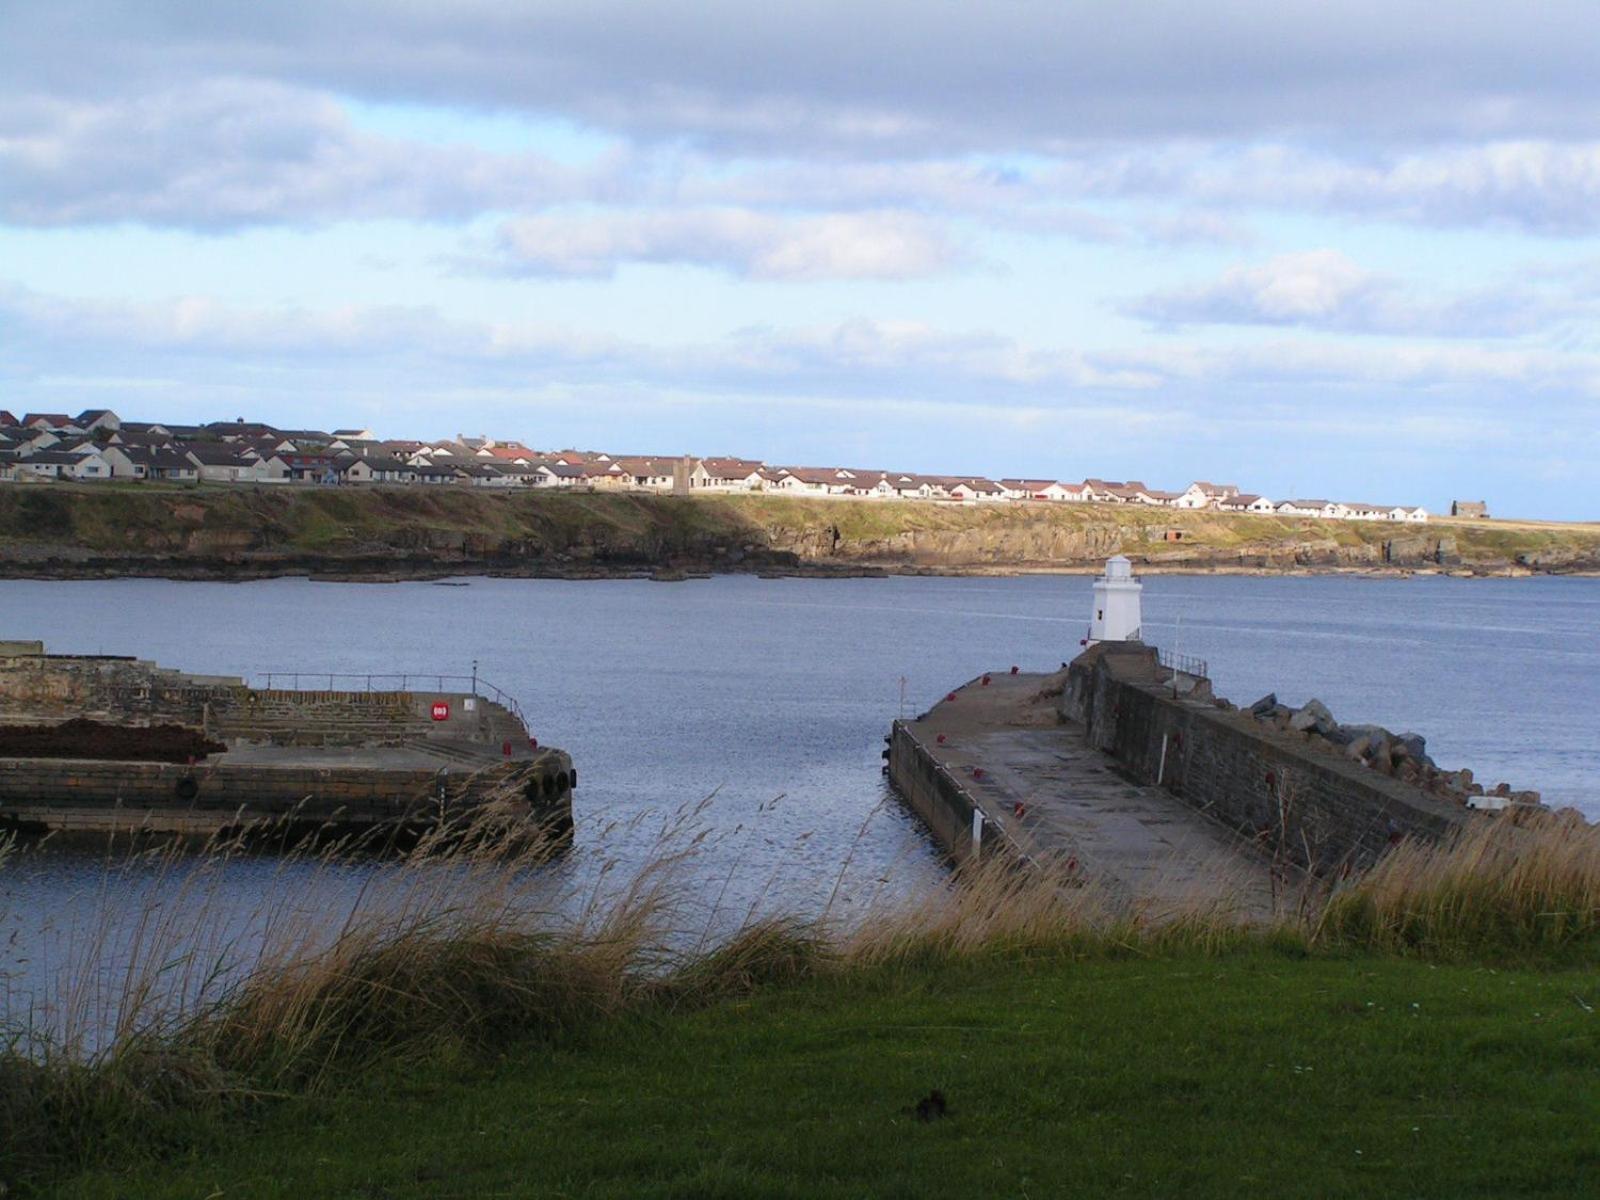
[1157,648,1209,680]
[251,670,530,729]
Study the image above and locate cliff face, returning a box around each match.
[1,486,1596,578]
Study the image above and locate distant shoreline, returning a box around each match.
[3,487,1598,583]
[2,559,1594,584]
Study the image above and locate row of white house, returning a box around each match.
[0,411,1430,522]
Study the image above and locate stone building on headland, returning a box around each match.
[1451,500,1489,518]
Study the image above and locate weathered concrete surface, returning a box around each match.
[892,671,1283,917]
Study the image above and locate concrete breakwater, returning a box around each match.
[889,642,1497,900]
[887,668,1283,914]
[1059,643,1471,874]
[0,641,573,842]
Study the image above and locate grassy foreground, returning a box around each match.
[51,947,1600,1199]
[8,812,1600,1197]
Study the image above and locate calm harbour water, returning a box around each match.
[2,573,1597,1032]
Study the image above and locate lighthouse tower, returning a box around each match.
[1087,555,1143,644]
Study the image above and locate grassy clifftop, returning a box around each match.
[1,483,1597,577]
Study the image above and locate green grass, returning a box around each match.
[47,946,1600,1199]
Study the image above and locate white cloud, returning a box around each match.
[1126,250,1584,337]
[491,209,962,280]
[0,80,593,228]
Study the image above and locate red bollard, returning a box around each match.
[936,733,947,745]
[502,740,512,758]
[972,767,985,780]
[946,692,958,702]
[981,674,991,687]
[1010,665,1019,675]
[529,736,539,750]
[1013,801,1027,817]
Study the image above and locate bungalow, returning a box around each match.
[1390,506,1429,523]
[1174,481,1240,509]
[16,449,111,480]
[141,450,200,482]
[1044,481,1091,503]
[106,430,177,450]
[281,453,343,484]
[185,444,266,483]
[489,462,542,486]
[609,456,682,490]
[481,446,537,466]
[22,413,77,431]
[1216,493,1277,514]
[331,428,377,442]
[1338,503,1390,522]
[1133,489,1183,507]
[413,463,462,486]
[204,420,281,441]
[691,458,765,491]
[0,411,17,427]
[744,469,783,491]
[100,445,197,480]
[335,455,416,485]
[1083,479,1135,503]
[452,463,518,488]
[949,478,1006,503]
[75,409,121,432]
[118,422,172,437]
[531,463,587,488]
[582,461,635,488]
[997,478,1058,501]
[777,467,858,495]
[1275,499,1339,519]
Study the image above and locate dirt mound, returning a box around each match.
[0,718,226,763]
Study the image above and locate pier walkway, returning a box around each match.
[895,671,1285,919]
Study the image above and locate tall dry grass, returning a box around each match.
[3,801,1599,1191]
[1317,811,1600,956]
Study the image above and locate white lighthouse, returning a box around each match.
[1087,555,1143,644]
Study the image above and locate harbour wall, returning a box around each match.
[0,646,573,840]
[0,650,532,749]
[1061,643,1468,872]
[0,753,570,838]
[887,715,1029,866]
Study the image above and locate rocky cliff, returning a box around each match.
[1,485,1596,579]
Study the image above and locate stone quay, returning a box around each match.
[0,641,573,845]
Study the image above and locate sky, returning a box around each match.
[2,2,1598,518]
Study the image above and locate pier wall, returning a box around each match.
[0,646,571,841]
[1061,644,1467,872]
[0,651,529,748]
[888,718,1027,865]
[0,752,573,838]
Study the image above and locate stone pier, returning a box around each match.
[0,644,574,843]
[889,668,1283,916]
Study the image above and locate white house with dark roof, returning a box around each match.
[75,409,120,432]
[1175,481,1241,509]
[950,478,1006,502]
[1275,499,1340,519]
[1217,493,1276,514]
